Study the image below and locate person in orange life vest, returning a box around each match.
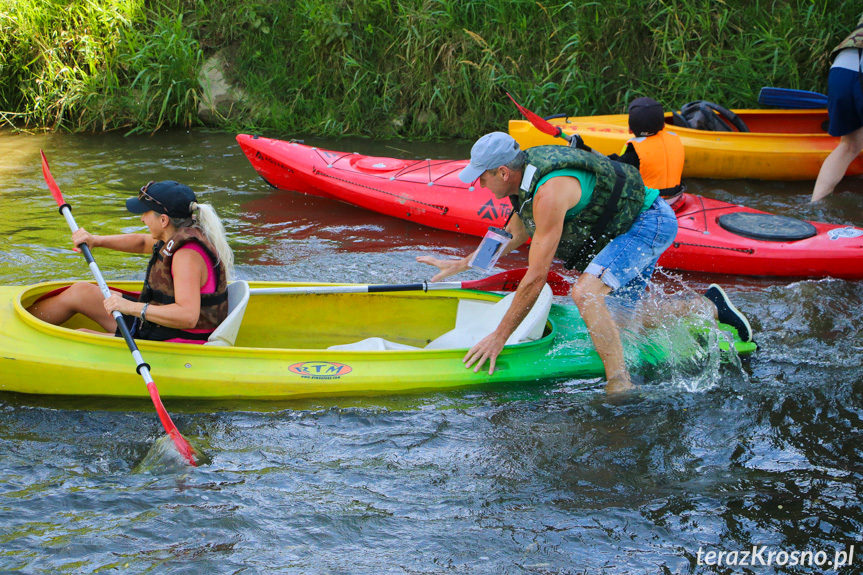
[604,99,749,341]
[28,181,234,343]
[812,13,863,202]
[607,97,686,205]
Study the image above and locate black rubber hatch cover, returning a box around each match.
[718,212,817,242]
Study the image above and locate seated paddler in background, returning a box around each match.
[418,132,751,394]
[28,181,234,344]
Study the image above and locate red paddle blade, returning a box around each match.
[147,382,197,467]
[40,150,66,206]
[463,268,571,296]
[506,92,563,139]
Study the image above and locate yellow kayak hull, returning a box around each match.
[0,281,755,400]
[508,109,862,180]
[0,281,599,399]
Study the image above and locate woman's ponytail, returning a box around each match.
[193,203,234,280]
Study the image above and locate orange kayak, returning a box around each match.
[508,109,863,180]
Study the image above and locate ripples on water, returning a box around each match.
[0,130,862,573]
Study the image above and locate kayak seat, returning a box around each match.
[424,284,552,350]
[326,284,553,352]
[205,280,250,347]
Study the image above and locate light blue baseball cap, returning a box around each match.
[458,132,521,183]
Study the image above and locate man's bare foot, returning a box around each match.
[606,374,635,394]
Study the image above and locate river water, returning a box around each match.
[1,129,862,574]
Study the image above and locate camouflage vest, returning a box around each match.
[831,14,863,60]
[138,226,228,340]
[513,146,646,271]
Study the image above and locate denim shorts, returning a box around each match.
[583,197,678,299]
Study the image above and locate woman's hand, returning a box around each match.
[71,228,96,251]
[416,255,470,282]
[102,291,134,317]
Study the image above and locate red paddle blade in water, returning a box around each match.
[506,92,564,139]
[147,382,197,466]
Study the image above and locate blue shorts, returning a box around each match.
[583,197,678,299]
[827,67,863,137]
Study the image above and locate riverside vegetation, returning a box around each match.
[0,0,858,139]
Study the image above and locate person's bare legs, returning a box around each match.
[572,273,633,394]
[812,126,863,202]
[27,281,116,332]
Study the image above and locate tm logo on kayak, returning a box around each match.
[477,199,512,221]
[288,361,353,379]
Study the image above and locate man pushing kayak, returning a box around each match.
[418,132,750,394]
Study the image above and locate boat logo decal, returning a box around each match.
[288,361,353,379]
[828,227,863,240]
[477,199,511,221]
[255,151,293,173]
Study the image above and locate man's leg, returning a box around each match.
[572,273,632,394]
[575,198,677,392]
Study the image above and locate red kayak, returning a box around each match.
[237,134,863,280]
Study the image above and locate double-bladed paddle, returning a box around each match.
[250,268,572,296]
[40,150,197,467]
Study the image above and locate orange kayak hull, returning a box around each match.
[508,109,863,180]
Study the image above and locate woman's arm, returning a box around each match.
[72,228,155,254]
[104,248,206,329]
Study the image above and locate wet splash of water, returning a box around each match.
[611,275,747,393]
[133,434,210,473]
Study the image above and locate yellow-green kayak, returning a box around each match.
[0,281,755,400]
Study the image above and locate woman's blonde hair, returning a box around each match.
[171,202,234,279]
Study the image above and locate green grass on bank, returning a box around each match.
[0,0,858,139]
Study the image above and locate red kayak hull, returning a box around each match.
[237,134,863,279]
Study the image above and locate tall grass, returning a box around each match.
[0,0,858,138]
[0,0,201,132]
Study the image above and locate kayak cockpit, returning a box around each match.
[16,281,553,352]
[234,283,552,351]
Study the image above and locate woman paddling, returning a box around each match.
[28,181,234,343]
